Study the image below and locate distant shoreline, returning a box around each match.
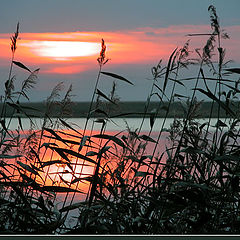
[1,101,237,118]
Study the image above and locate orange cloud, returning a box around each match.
[0,25,239,74]
[45,65,89,74]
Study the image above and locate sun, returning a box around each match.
[22,40,100,60]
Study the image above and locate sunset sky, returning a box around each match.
[0,0,240,102]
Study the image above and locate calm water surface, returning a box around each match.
[5,117,231,231]
[6,117,226,132]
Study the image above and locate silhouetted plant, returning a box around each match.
[0,5,240,235]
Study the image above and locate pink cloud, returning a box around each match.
[0,24,239,75]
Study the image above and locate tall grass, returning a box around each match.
[0,5,240,234]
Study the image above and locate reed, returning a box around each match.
[0,5,240,234]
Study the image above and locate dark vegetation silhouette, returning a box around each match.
[0,5,240,234]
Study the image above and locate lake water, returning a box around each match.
[4,117,232,232]
[6,117,226,132]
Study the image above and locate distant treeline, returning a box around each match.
[1,101,238,118]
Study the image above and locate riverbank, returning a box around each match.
[1,101,237,118]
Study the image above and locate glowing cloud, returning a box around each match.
[21,41,100,59]
[0,25,239,75]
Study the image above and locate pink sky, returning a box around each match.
[0,24,239,75]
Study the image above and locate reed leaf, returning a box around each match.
[163,47,178,92]
[91,108,109,117]
[71,176,93,184]
[29,146,43,167]
[0,154,22,159]
[101,71,134,85]
[96,89,117,105]
[59,118,82,136]
[17,161,40,176]
[0,119,12,136]
[20,172,41,190]
[135,171,152,177]
[42,160,64,168]
[41,186,84,193]
[139,135,157,143]
[92,134,126,148]
[194,88,236,117]
[150,113,155,129]
[43,135,80,145]
[86,151,98,156]
[225,68,240,74]
[79,136,89,152]
[50,146,97,164]
[59,202,84,212]
[44,127,69,145]
[12,61,31,73]
[169,78,185,87]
